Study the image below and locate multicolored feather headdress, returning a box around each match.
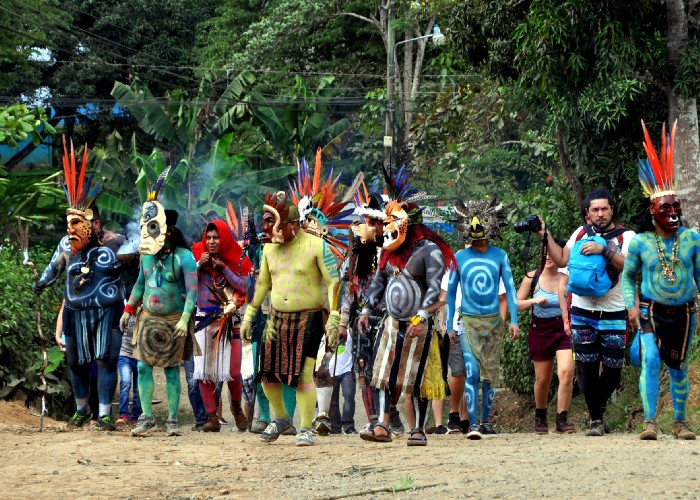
[639,120,677,200]
[382,164,430,223]
[353,179,386,222]
[289,148,355,260]
[61,136,103,219]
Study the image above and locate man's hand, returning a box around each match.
[406,322,427,339]
[199,252,211,267]
[211,255,225,271]
[174,312,191,337]
[119,311,132,333]
[55,331,66,352]
[448,331,458,348]
[32,282,44,295]
[581,241,605,256]
[358,314,369,334]
[241,304,259,343]
[325,311,340,348]
[508,324,520,340]
[240,320,253,343]
[339,325,348,342]
[536,216,546,240]
[628,305,641,331]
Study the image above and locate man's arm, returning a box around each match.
[445,269,459,333]
[126,263,146,309]
[318,240,341,311]
[500,256,518,326]
[537,221,569,268]
[220,265,249,295]
[250,247,272,309]
[179,250,199,316]
[34,241,68,292]
[622,237,642,330]
[420,245,446,312]
[693,231,700,293]
[362,267,387,313]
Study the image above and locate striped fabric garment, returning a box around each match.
[64,304,115,365]
[257,308,324,388]
[371,316,432,396]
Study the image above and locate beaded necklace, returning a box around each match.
[653,232,680,284]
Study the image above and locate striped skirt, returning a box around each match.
[63,304,117,366]
[256,308,324,388]
[370,316,434,397]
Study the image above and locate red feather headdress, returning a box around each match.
[61,136,103,219]
[639,120,677,200]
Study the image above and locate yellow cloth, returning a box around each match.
[420,333,446,400]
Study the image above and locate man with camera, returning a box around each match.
[537,187,635,436]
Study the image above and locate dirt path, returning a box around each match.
[1,417,698,499]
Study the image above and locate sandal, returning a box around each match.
[360,422,393,443]
[406,428,427,447]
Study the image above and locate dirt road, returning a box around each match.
[2,417,699,499]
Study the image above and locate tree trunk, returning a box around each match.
[666,0,700,229]
[556,126,584,208]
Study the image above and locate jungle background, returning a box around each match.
[1,0,699,433]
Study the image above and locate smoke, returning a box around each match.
[117,213,141,255]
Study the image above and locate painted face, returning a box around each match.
[139,201,167,255]
[651,194,682,234]
[206,228,220,255]
[66,213,93,252]
[383,201,409,251]
[586,199,614,231]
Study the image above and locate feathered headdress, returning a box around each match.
[289,148,355,260]
[639,120,677,200]
[146,166,171,202]
[453,196,507,243]
[353,179,386,221]
[382,164,433,223]
[61,136,103,219]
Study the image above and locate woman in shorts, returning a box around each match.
[517,247,574,435]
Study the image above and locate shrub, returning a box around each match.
[0,240,73,417]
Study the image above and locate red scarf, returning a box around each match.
[192,220,254,276]
[379,224,456,271]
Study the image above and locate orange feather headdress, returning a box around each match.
[639,120,677,200]
[61,136,103,219]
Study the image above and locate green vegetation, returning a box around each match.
[0,0,698,422]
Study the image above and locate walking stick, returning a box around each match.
[18,222,48,432]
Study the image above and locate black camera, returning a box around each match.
[514,215,542,233]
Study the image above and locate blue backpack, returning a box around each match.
[567,225,625,297]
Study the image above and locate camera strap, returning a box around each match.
[521,224,548,278]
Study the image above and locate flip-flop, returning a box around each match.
[406,428,427,447]
[360,422,392,443]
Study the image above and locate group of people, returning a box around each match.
[34,121,699,445]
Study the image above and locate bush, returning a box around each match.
[0,240,73,417]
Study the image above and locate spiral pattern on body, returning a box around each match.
[461,258,498,303]
[385,275,422,319]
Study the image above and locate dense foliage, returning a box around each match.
[0,242,72,417]
[1,0,698,403]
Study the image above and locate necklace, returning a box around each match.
[653,232,680,284]
[154,249,172,287]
